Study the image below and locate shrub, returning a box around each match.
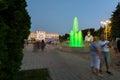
[0,0,31,79]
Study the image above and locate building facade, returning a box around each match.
[28,30,59,43]
[36,30,46,41]
[28,32,36,40]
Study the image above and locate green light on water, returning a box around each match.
[69,17,84,47]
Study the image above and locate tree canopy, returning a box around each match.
[0,0,31,79]
[111,2,120,39]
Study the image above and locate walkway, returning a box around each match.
[21,44,120,80]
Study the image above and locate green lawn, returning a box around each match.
[15,68,52,80]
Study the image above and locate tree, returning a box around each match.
[94,26,104,38]
[104,25,112,40]
[64,33,69,41]
[0,0,31,80]
[111,2,120,39]
[59,33,69,42]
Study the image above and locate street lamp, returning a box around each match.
[100,20,111,39]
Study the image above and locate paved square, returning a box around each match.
[21,44,120,80]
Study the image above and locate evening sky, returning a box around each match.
[26,0,119,35]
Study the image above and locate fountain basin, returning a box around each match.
[58,46,90,53]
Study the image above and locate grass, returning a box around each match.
[15,68,52,80]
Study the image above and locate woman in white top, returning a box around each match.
[98,34,112,75]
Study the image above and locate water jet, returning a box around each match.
[69,17,84,47]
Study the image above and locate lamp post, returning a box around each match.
[100,20,111,39]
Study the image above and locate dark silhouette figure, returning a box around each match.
[117,39,120,53]
[40,40,46,51]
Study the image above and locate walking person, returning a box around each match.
[98,34,112,75]
[113,38,119,56]
[32,40,37,52]
[117,38,120,53]
[116,38,120,65]
[40,40,46,51]
[90,36,102,77]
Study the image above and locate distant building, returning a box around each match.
[28,32,36,40]
[45,33,59,43]
[28,30,59,43]
[36,30,46,41]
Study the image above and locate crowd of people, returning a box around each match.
[89,34,120,77]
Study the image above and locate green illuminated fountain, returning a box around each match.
[69,17,84,47]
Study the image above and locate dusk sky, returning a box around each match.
[26,0,119,35]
